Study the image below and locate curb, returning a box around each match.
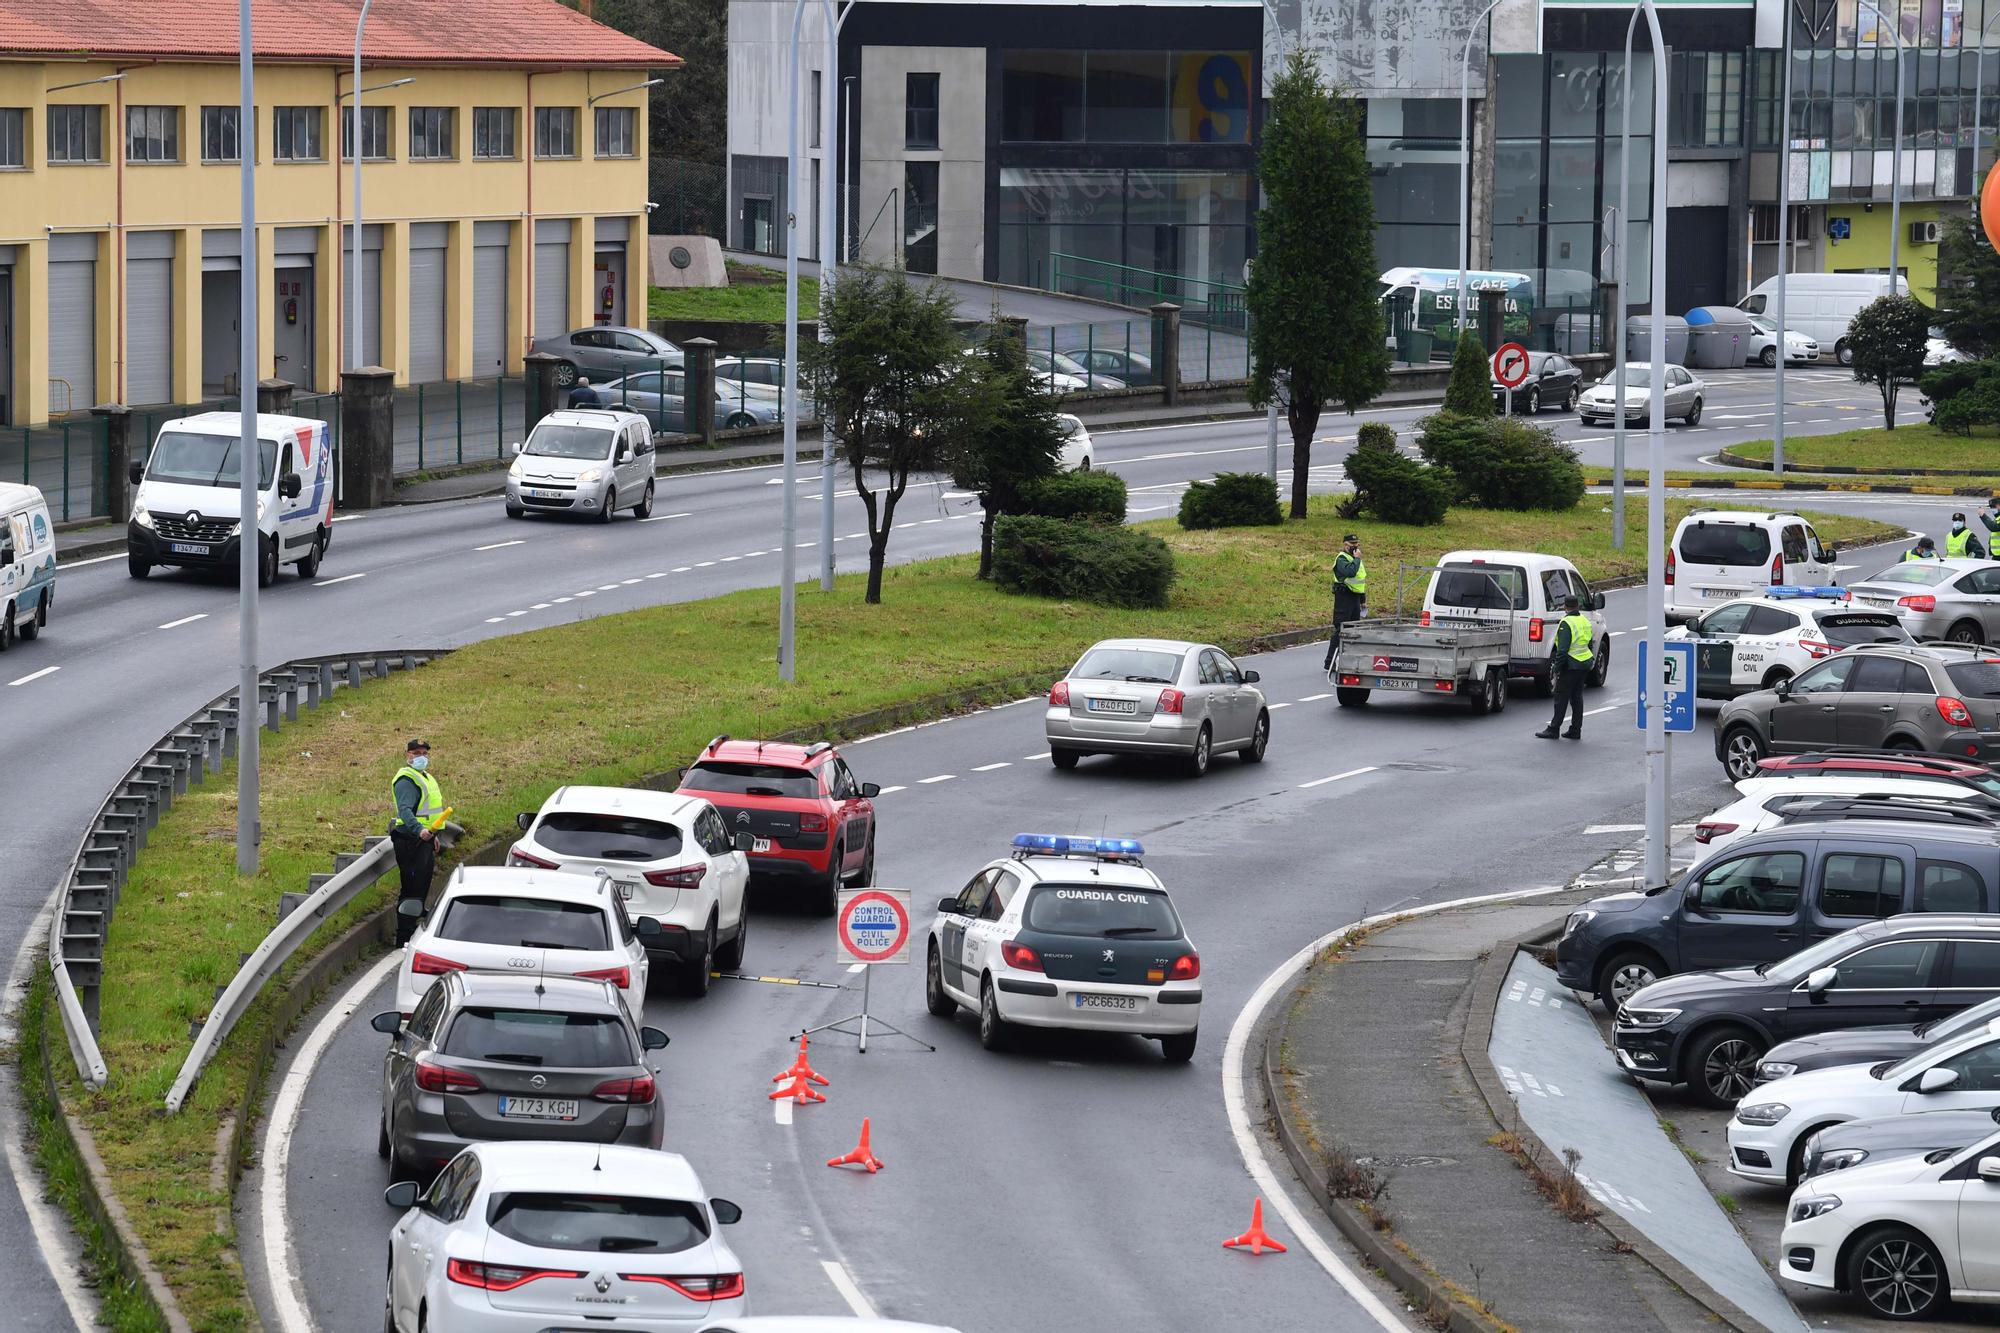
[1716,448,1994,478]
[1586,473,1980,496]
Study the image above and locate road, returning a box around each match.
[0,361,1923,1328]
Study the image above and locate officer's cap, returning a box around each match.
[1563,594,1580,611]
[406,737,430,753]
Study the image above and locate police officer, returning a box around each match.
[1980,496,2000,549]
[1948,512,1987,559]
[389,738,445,946]
[1535,595,1596,741]
[1323,534,1368,672]
[1906,535,1941,561]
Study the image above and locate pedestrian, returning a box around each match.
[1535,595,1595,741]
[1980,496,2000,548]
[388,738,445,946]
[1905,535,1941,561]
[1323,533,1368,673]
[1948,512,1987,559]
[567,376,596,408]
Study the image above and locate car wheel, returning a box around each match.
[1847,1226,1947,1321]
[1684,397,1703,426]
[128,553,151,579]
[820,841,843,916]
[1563,385,1579,412]
[0,605,12,651]
[1836,340,1854,367]
[1761,667,1794,690]
[1685,1027,1764,1108]
[258,535,278,587]
[925,943,957,1017]
[634,480,655,519]
[505,503,525,519]
[297,530,324,579]
[677,920,715,997]
[1241,710,1269,763]
[726,411,757,430]
[1050,748,1081,770]
[1078,455,1092,471]
[1948,619,1983,645]
[1721,726,1767,780]
[598,486,617,523]
[1587,639,1609,688]
[978,977,1010,1051]
[1760,346,1778,368]
[1160,1030,1197,1063]
[1595,950,1663,1010]
[1524,387,1541,414]
[716,909,747,970]
[18,599,39,641]
[1184,724,1212,778]
[553,360,578,388]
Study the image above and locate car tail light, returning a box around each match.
[1157,688,1185,715]
[643,864,706,890]
[1338,674,1362,686]
[1170,953,1201,980]
[410,951,467,977]
[591,1074,656,1104]
[1771,552,1784,586]
[1900,594,1937,613]
[1528,617,1545,643]
[1001,940,1043,971]
[1938,695,1975,727]
[800,811,828,834]
[1799,638,1834,659]
[620,1273,745,1301]
[1049,681,1070,707]
[447,1258,582,1292]
[1694,821,1739,844]
[414,1059,482,1094]
[508,847,559,869]
[577,965,632,988]
[1665,549,1675,585]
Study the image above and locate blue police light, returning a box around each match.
[1765,586,1848,601]
[1011,833,1145,858]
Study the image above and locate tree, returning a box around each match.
[946,319,1069,580]
[802,267,966,602]
[1443,331,1495,416]
[1246,51,1390,520]
[1934,212,2000,360]
[579,0,727,169]
[1846,294,1931,429]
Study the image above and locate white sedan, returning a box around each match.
[1667,590,1909,698]
[1055,414,1094,471]
[1576,363,1706,425]
[1747,314,1820,366]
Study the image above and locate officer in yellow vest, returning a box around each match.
[1905,536,1940,561]
[1323,534,1368,672]
[1947,513,1987,559]
[1536,596,1596,741]
[389,738,445,945]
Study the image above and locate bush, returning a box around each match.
[1356,421,1397,453]
[1414,411,1493,501]
[1178,471,1283,529]
[1018,469,1127,522]
[1342,445,1453,526]
[992,515,1175,608]
[1922,359,2000,434]
[1416,412,1583,510]
[1920,359,1987,410]
[1444,332,1495,417]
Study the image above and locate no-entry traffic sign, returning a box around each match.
[1493,342,1530,389]
[836,889,912,965]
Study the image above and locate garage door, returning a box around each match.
[47,236,97,414]
[534,219,570,341]
[473,222,508,376]
[126,232,174,405]
[407,223,447,383]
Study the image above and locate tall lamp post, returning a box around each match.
[1258,0,1288,489]
[1455,0,1508,335]
[1774,6,1792,474]
[1856,0,1908,290]
[236,0,259,875]
[343,70,416,368]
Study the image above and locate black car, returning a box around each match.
[1491,351,1583,414]
[1611,914,2000,1107]
[1757,993,2000,1086]
[1800,1106,2000,1179]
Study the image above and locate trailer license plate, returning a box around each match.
[1375,678,1417,690]
[498,1097,579,1121]
[1072,993,1139,1011]
[169,542,211,556]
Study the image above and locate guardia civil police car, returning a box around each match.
[924,834,1202,1061]
[1665,586,1909,699]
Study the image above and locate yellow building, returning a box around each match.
[0,0,676,426]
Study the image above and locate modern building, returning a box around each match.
[0,0,675,427]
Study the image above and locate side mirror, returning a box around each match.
[1918,1066,1962,1094]
[673,766,689,787]
[938,896,960,914]
[860,782,881,798]
[1774,677,1793,698]
[636,916,662,939]
[1242,669,1261,683]
[397,898,426,920]
[641,1026,671,1051]
[127,460,145,485]
[1592,592,1607,611]
[383,1181,421,1210]
[510,441,524,457]
[1805,966,1838,998]
[1683,883,1708,912]
[710,1198,742,1225]
[370,1011,403,1035]
[515,812,535,833]
[280,473,303,499]
[733,831,755,853]
[1979,1156,2000,1182]
[616,444,630,462]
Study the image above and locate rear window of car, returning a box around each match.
[1946,662,2000,697]
[1812,612,1908,647]
[1023,885,1183,938]
[534,813,683,862]
[1430,564,1527,611]
[680,762,819,799]
[442,1008,633,1067]
[1867,563,1952,586]
[1071,647,1183,684]
[436,896,610,950]
[488,1194,709,1254]
[1677,523,1771,567]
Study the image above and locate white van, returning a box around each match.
[1736,274,1904,366]
[127,411,334,585]
[1667,508,1837,621]
[0,482,55,647]
[1421,549,1611,691]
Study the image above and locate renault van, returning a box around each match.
[127,412,333,584]
[0,482,55,647]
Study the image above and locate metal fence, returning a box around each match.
[651,156,728,241]
[1048,252,1248,331]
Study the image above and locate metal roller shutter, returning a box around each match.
[408,244,447,383]
[48,256,96,414]
[126,255,173,405]
[534,241,569,340]
[473,241,508,375]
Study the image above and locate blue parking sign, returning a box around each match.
[1636,640,1696,733]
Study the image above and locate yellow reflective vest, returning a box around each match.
[391,765,444,830]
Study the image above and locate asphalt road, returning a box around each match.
[0,362,1930,1329]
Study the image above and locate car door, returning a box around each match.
[965,869,1022,979]
[386,983,447,1134]
[1958,1149,2000,1294]
[828,759,871,873]
[1212,648,1259,741]
[1901,1036,2000,1114]
[1733,606,1800,691]
[939,870,993,998]
[568,329,612,378]
[1676,847,1808,970]
[1786,937,1944,1035]
[1829,653,1907,748]
[699,807,750,931]
[394,1153,466,1318]
[1196,650,1242,743]
[1768,656,1854,751]
[1691,602,1754,696]
[618,422,649,493]
[1936,938,2000,1024]
[1807,845,1913,940]
[1960,566,2000,640]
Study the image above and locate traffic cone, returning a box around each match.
[771,1034,829,1088]
[826,1118,883,1173]
[768,1072,827,1104]
[1221,1198,1287,1255]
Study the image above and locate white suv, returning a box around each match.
[511,786,751,998]
[1668,509,1838,622]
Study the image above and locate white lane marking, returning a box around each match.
[673,566,692,573]
[507,610,528,618]
[774,1094,793,1127]
[597,583,620,591]
[874,785,907,795]
[918,774,955,784]
[821,1260,878,1320]
[696,561,716,568]
[315,571,367,586]
[484,617,506,624]
[330,513,360,523]
[473,539,524,552]
[721,555,742,562]
[157,613,208,630]
[553,596,574,604]
[1298,765,1377,790]
[1584,823,1644,834]
[57,551,123,569]
[7,666,59,687]
[1608,630,1628,638]
[1268,701,1293,709]
[262,952,399,1333]
[972,762,1011,772]
[638,512,694,523]
[843,532,865,540]
[1023,751,1051,761]
[576,590,597,598]
[645,572,667,579]
[1297,692,1331,702]
[1582,704,1621,717]
[531,602,552,610]
[620,578,642,585]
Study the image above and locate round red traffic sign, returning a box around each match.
[1493,342,1531,389]
[837,890,911,963]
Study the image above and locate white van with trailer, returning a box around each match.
[127,411,334,585]
[0,482,55,648]
[1736,273,1904,367]
[1419,550,1611,692]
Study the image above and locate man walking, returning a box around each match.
[1536,595,1596,741]
[1323,534,1368,673]
[388,738,445,946]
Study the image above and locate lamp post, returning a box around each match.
[341,68,416,370]
[1259,0,1288,489]
[818,9,844,592]
[1856,0,1908,291]
[1774,6,1792,474]
[236,0,259,876]
[1456,0,1509,334]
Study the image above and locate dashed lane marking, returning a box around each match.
[315,571,367,586]
[1297,692,1331,702]
[875,785,907,795]
[157,613,207,630]
[918,774,955,784]
[6,666,58,687]
[473,539,524,551]
[972,762,1010,772]
[1023,751,1051,761]
[1298,765,1378,790]
[1268,701,1293,709]
[1582,704,1621,717]
[821,1261,878,1320]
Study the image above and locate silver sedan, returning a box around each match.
[1848,558,2000,643]
[1575,363,1706,425]
[1044,638,1269,777]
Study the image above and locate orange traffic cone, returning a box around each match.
[771,1034,830,1088]
[826,1118,884,1173]
[768,1072,827,1104]
[1222,1198,1287,1255]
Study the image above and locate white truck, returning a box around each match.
[127,411,334,584]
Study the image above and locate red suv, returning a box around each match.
[677,737,879,913]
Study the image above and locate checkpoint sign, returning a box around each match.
[836,888,913,965]
[1493,342,1531,389]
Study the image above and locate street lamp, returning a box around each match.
[1774,7,1793,475]
[1856,0,1908,290]
[340,72,415,369]
[588,77,665,103]
[1455,0,1508,335]
[236,0,259,875]
[1259,0,1288,490]
[45,72,125,93]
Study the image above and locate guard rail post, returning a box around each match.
[90,403,133,523]
[685,338,718,445]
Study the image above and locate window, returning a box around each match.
[1781,525,1810,563]
[199,106,239,163]
[1934,1039,2000,1092]
[905,72,940,148]
[1691,851,1805,913]
[954,869,995,916]
[408,984,448,1041]
[490,1194,709,1254]
[1919,861,1988,913]
[534,812,683,861]
[273,106,322,161]
[1197,651,1226,685]
[408,106,453,160]
[1846,656,1910,693]
[1541,570,1572,610]
[472,106,516,159]
[1829,938,1941,988]
[1742,606,1800,636]
[1899,662,1936,693]
[1085,51,1168,141]
[1670,50,1744,147]
[46,105,104,163]
[1817,853,1906,918]
[1699,604,1755,636]
[534,106,577,158]
[1791,657,1856,694]
[340,105,390,161]
[811,70,822,148]
[1948,940,2000,988]
[0,109,22,168]
[1678,524,1772,566]
[1963,567,2000,595]
[1001,51,1084,141]
[1431,564,1528,611]
[125,105,178,163]
[594,105,636,158]
[435,895,610,950]
[904,160,939,274]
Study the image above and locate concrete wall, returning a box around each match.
[854,44,986,279]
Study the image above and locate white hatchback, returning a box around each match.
[1668,509,1838,622]
[512,787,751,998]
[395,867,652,1018]
[1056,413,1094,471]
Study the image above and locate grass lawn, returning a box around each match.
[58,494,1901,1328]
[648,262,820,324]
[1727,423,2000,473]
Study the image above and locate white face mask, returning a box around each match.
[410,754,429,771]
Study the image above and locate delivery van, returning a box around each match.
[127,411,334,585]
[1736,273,1904,366]
[0,482,55,647]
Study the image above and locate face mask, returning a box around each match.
[1956,523,1967,532]
[410,755,429,771]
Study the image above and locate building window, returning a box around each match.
[200,106,239,163]
[125,105,179,163]
[535,106,577,158]
[906,73,940,149]
[473,106,516,159]
[999,50,1252,145]
[0,108,24,169]
[594,105,636,158]
[46,105,104,164]
[341,105,390,161]
[409,106,454,160]
[273,106,323,162]
[1671,51,1744,147]
[904,160,939,273]
[811,70,822,148]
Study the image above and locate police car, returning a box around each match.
[1665,586,1910,699]
[924,834,1202,1061]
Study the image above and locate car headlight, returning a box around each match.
[132,503,154,529]
[1815,1148,1869,1173]
[1618,1007,1680,1029]
[1789,1194,1842,1222]
[228,520,243,537]
[1757,1061,1799,1081]
[1736,1101,1791,1126]
[508,458,524,478]
[1561,909,1597,941]
[578,468,604,484]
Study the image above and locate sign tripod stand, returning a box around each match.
[799,964,935,1055]
[802,888,935,1054]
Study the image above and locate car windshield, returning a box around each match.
[1919,995,2000,1040]
[1748,315,1776,333]
[1430,565,1527,611]
[442,1008,633,1066]
[680,761,819,799]
[534,813,683,863]
[1599,366,1655,389]
[1678,524,1771,567]
[1947,662,2000,697]
[435,895,610,950]
[1023,884,1183,938]
[1882,1037,1994,1085]
[488,1194,709,1254]
[145,430,277,488]
[1864,563,1953,586]
[1071,647,1183,684]
[1766,930,1873,982]
[523,424,616,460]
[1812,612,1910,647]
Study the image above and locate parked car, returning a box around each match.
[1694,774,2000,852]
[675,738,879,915]
[527,325,683,388]
[1669,589,1907,699]
[1667,508,1838,622]
[576,371,782,431]
[1044,638,1269,777]
[1846,558,2000,644]
[1055,413,1095,471]
[373,971,670,1184]
[1737,272,1903,366]
[1490,351,1583,414]
[1926,329,1971,368]
[1025,348,1123,392]
[1799,1106,2000,1180]
[1760,995,2000,1088]
[1753,750,2000,796]
[1714,643,2000,779]
[1745,314,1820,366]
[505,409,656,521]
[1056,345,1155,386]
[1575,362,1705,425]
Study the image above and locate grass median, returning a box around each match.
[53,494,1900,1328]
[647,263,820,324]
[1585,467,2000,496]
[1726,424,2000,475]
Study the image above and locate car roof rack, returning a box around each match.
[1780,798,2000,828]
[704,734,730,754]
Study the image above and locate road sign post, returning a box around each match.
[801,889,933,1054]
[1493,341,1529,418]
[1635,639,1696,734]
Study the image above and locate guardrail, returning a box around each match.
[46,649,445,1090]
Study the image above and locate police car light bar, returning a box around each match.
[1765,586,1848,601]
[1011,833,1145,859]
